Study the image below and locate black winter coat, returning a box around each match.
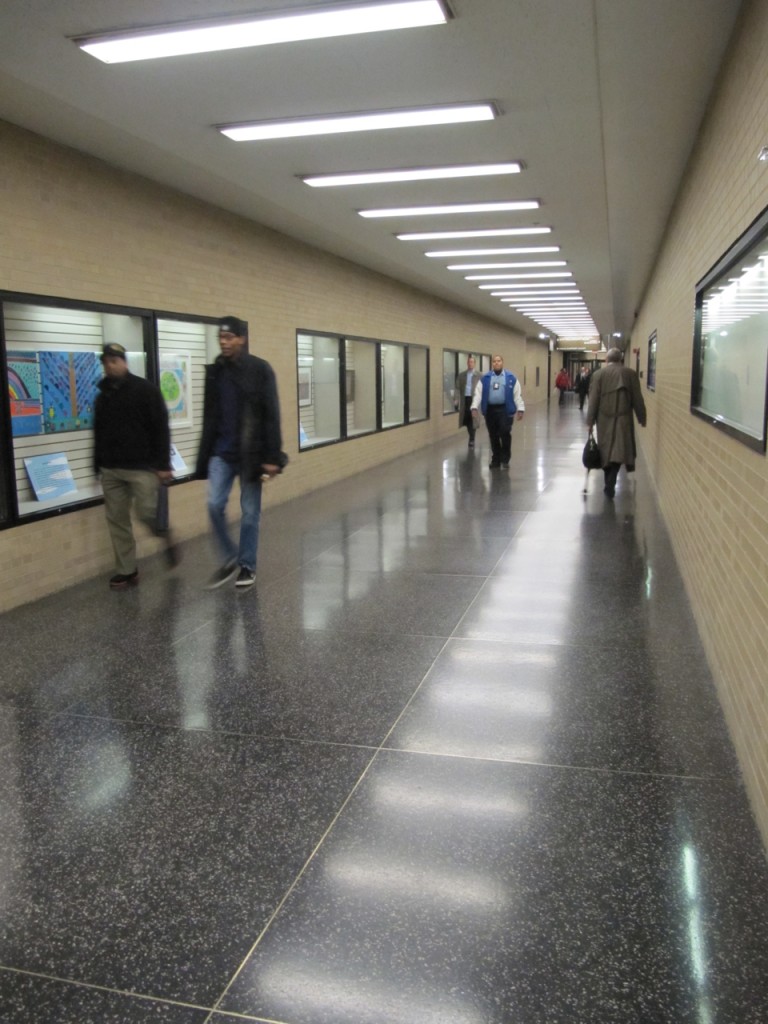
[196,353,283,482]
[94,372,171,473]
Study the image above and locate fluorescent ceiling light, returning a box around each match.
[398,227,551,240]
[302,162,521,187]
[477,282,576,289]
[447,261,565,270]
[76,0,448,63]
[220,102,496,141]
[465,272,572,280]
[426,246,559,257]
[359,200,539,217]
[492,290,577,297]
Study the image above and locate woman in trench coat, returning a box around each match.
[586,348,647,497]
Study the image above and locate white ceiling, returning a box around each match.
[0,0,743,343]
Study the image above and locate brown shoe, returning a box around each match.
[109,570,138,590]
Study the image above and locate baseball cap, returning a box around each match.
[218,316,247,337]
[101,343,127,361]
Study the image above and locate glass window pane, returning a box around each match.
[157,318,215,478]
[346,338,377,435]
[5,301,146,518]
[408,346,428,421]
[381,343,405,428]
[695,236,768,445]
[297,333,340,448]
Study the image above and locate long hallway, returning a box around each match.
[1,398,767,1023]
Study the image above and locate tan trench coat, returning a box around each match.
[586,363,647,469]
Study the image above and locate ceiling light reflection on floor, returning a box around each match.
[371,779,529,818]
[259,960,485,1024]
[325,852,506,908]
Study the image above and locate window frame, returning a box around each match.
[296,328,429,452]
[691,205,768,453]
[0,290,219,529]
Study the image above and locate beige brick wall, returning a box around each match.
[0,119,530,612]
[632,0,768,849]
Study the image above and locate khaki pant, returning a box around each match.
[100,467,161,575]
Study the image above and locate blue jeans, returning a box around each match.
[206,456,262,572]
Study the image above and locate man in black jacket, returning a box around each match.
[94,342,177,589]
[196,316,284,589]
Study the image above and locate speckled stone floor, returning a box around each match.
[1,399,767,1024]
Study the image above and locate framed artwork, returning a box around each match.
[24,453,77,501]
[159,351,193,429]
[647,330,657,391]
[8,351,43,437]
[298,366,312,407]
[39,351,101,433]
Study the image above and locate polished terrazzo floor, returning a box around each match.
[1,398,767,1024]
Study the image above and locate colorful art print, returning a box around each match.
[159,352,192,429]
[8,351,43,437]
[23,452,77,501]
[39,350,101,433]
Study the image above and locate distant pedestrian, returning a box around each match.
[555,367,571,405]
[574,364,591,410]
[455,355,481,447]
[471,354,525,469]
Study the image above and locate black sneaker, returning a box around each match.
[489,460,500,469]
[109,570,138,590]
[205,561,238,589]
[235,567,255,588]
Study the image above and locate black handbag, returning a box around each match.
[582,430,602,470]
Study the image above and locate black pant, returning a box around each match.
[485,406,513,464]
[603,462,620,495]
[461,396,475,442]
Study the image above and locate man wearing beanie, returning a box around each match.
[196,316,284,588]
[94,342,178,589]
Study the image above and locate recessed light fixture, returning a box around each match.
[219,103,496,141]
[759,146,768,162]
[76,0,449,63]
[398,227,551,240]
[447,261,565,270]
[359,200,539,217]
[302,162,521,187]
[425,246,559,257]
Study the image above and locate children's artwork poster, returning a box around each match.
[39,351,101,433]
[159,352,192,429]
[23,452,77,501]
[7,351,43,437]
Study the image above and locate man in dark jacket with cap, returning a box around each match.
[196,316,284,588]
[94,342,177,589]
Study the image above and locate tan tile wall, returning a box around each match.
[0,119,530,612]
[632,0,768,849]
